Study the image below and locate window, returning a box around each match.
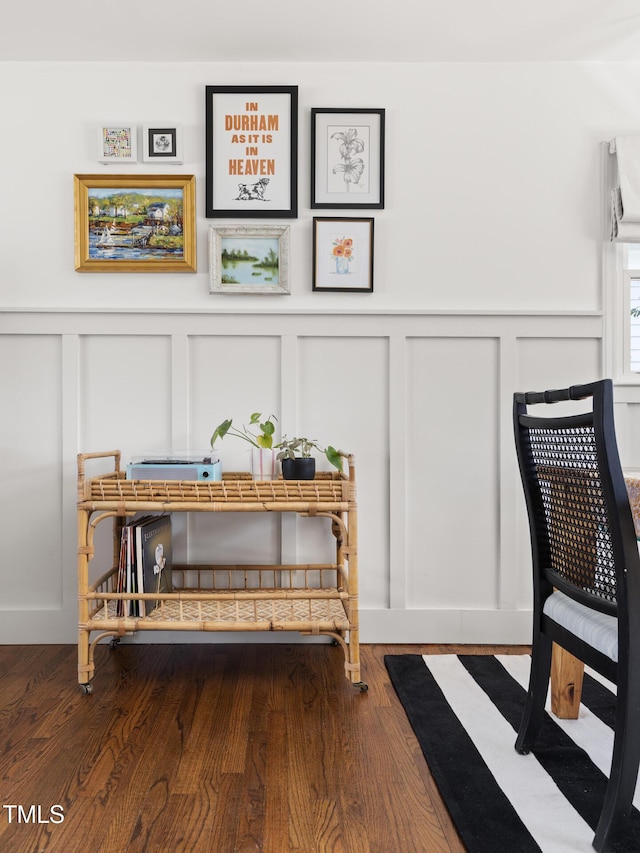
[607,243,640,383]
[629,246,640,373]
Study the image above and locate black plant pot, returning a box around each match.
[281,457,316,480]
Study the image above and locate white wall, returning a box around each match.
[3,60,633,312]
[0,59,637,644]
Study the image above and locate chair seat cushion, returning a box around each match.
[542,590,618,662]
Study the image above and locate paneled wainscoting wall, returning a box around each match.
[0,309,614,645]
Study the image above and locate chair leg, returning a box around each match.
[515,633,552,754]
[593,681,640,852]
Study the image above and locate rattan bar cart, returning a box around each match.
[76,450,365,694]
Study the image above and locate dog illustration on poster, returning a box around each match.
[235,177,270,202]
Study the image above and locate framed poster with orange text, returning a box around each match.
[205,85,298,218]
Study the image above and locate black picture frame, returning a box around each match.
[312,217,374,293]
[205,85,298,219]
[311,108,385,210]
[142,125,183,164]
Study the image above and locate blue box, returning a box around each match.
[126,453,222,481]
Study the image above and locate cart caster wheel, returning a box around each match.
[79,683,93,696]
[109,638,120,649]
[354,682,368,692]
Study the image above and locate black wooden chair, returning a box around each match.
[513,379,640,852]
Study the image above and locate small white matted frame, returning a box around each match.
[209,224,290,295]
[98,124,137,164]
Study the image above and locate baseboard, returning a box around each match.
[359,608,533,644]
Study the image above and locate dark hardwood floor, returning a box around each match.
[0,642,525,852]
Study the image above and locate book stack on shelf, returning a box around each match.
[116,515,172,617]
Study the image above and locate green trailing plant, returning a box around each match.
[210,412,277,450]
[324,445,344,472]
[276,435,343,472]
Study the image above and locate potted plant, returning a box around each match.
[276,436,344,480]
[276,436,320,480]
[210,412,278,480]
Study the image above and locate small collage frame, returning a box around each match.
[79,96,384,287]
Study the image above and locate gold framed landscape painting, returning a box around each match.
[74,174,196,273]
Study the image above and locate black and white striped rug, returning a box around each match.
[384,654,640,853]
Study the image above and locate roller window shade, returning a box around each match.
[611,136,640,242]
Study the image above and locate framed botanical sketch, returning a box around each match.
[209,224,290,295]
[142,124,183,164]
[313,217,374,293]
[98,124,137,164]
[74,174,196,273]
[311,108,385,209]
[205,85,298,218]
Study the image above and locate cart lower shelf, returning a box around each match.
[88,588,351,633]
[79,573,365,693]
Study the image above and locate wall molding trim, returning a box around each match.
[0,308,605,644]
